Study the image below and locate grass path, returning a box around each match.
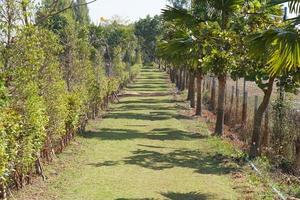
[15,66,245,200]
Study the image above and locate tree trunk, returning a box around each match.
[196,72,203,116]
[295,138,300,170]
[181,69,186,90]
[211,77,216,111]
[250,77,275,158]
[178,69,183,89]
[187,71,192,100]
[235,80,240,123]
[260,106,269,151]
[215,75,226,135]
[242,79,248,126]
[189,72,195,108]
[185,71,189,90]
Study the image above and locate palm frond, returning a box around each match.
[248,28,300,75]
[161,6,199,28]
[269,0,300,13]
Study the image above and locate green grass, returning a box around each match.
[14,66,251,200]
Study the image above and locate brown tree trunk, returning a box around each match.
[185,72,189,90]
[250,77,275,158]
[260,106,269,151]
[235,80,240,123]
[196,72,203,116]
[211,77,216,111]
[242,79,248,126]
[181,69,186,90]
[215,75,226,135]
[189,72,195,108]
[178,69,182,89]
[295,138,300,170]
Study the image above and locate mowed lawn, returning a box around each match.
[15,66,245,200]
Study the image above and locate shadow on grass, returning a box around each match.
[103,111,191,121]
[81,128,206,141]
[120,93,172,98]
[115,104,176,111]
[114,191,216,200]
[119,98,174,105]
[122,149,238,174]
[127,85,169,89]
[115,192,214,200]
[160,191,215,200]
[88,146,238,175]
[115,198,155,200]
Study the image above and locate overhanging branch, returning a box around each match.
[36,0,97,25]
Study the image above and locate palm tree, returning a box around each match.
[248,1,300,157]
[160,6,205,114]
[203,0,244,135]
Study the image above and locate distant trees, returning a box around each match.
[134,15,162,63]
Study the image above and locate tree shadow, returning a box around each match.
[120,98,174,105]
[123,148,238,174]
[120,93,172,98]
[115,198,155,200]
[127,85,169,89]
[115,191,216,200]
[81,128,208,141]
[160,191,215,200]
[87,160,120,167]
[104,111,191,121]
[116,104,176,111]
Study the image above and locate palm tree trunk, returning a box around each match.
[295,138,300,170]
[179,69,183,89]
[196,72,203,116]
[215,75,226,135]
[250,77,275,158]
[211,77,216,111]
[189,72,195,108]
[181,69,186,90]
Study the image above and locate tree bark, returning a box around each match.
[260,106,269,151]
[235,80,240,123]
[181,69,186,90]
[178,69,182,89]
[211,77,216,111]
[242,79,248,126]
[196,72,203,116]
[189,72,195,108]
[215,75,226,135]
[250,77,275,158]
[295,138,300,170]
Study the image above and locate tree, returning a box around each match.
[246,1,300,157]
[74,0,90,24]
[134,15,162,63]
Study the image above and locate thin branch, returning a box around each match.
[36,0,97,25]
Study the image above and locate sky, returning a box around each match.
[88,0,168,23]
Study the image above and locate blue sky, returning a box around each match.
[88,0,168,23]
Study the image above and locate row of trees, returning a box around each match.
[0,0,144,198]
[157,0,299,163]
